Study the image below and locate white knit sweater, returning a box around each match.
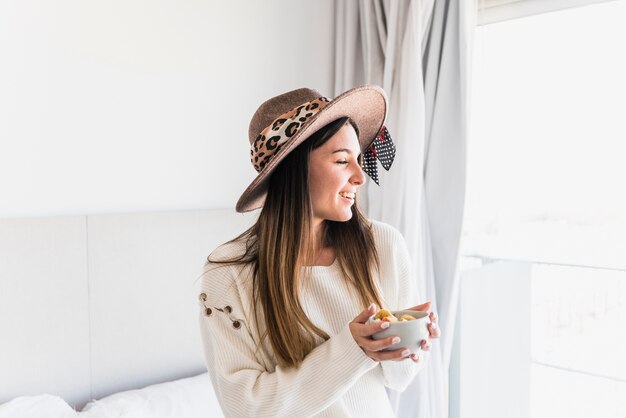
[198,220,425,418]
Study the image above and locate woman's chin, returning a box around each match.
[317,207,354,223]
[333,211,354,222]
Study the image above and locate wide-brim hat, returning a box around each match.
[236,85,392,213]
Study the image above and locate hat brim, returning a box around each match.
[235,85,387,213]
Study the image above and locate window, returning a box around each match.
[465,0,626,269]
[456,2,626,417]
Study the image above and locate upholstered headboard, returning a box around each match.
[0,208,256,410]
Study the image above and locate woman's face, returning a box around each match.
[308,124,366,224]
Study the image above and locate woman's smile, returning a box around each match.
[338,191,356,204]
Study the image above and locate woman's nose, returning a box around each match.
[351,163,366,185]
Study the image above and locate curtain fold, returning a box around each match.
[334,1,474,417]
[423,0,475,371]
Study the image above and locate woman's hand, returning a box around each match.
[405,301,440,363]
[349,304,412,362]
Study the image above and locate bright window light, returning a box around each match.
[465,0,626,270]
[463,1,626,417]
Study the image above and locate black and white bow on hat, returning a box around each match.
[361,126,396,185]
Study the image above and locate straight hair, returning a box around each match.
[208,117,383,368]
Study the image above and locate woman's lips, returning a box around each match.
[339,191,355,203]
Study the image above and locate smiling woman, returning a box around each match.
[197,85,440,417]
[308,122,365,226]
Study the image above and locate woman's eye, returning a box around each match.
[336,160,349,165]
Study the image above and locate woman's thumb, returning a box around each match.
[411,301,432,312]
[355,303,376,323]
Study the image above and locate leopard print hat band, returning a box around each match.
[250,97,330,172]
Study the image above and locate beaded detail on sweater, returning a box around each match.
[199,292,242,329]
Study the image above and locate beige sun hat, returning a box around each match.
[236,85,393,213]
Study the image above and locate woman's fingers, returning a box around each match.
[427,311,441,338]
[429,311,438,323]
[427,322,441,339]
[366,347,411,362]
[357,319,392,337]
[351,314,393,339]
[409,353,421,363]
[404,303,441,336]
[409,301,432,312]
[352,303,376,324]
[357,334,400,352]
[421,339,432,351]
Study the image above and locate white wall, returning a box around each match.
[453,261,531,418]
[0,0,335,219]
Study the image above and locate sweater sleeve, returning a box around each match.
[378,227,427,392]
[198,264,378,418]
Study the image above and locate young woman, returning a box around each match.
[198,85,440,417]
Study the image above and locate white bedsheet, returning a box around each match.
[0,394,78,418]
[0,373,223,418]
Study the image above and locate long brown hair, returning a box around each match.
[208,117,383,368]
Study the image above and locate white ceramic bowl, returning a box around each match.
[367,309,430,353]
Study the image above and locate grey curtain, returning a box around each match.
[334,1,475,416]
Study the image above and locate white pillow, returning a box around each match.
[79,373,223,418]
[0,394,78,418]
